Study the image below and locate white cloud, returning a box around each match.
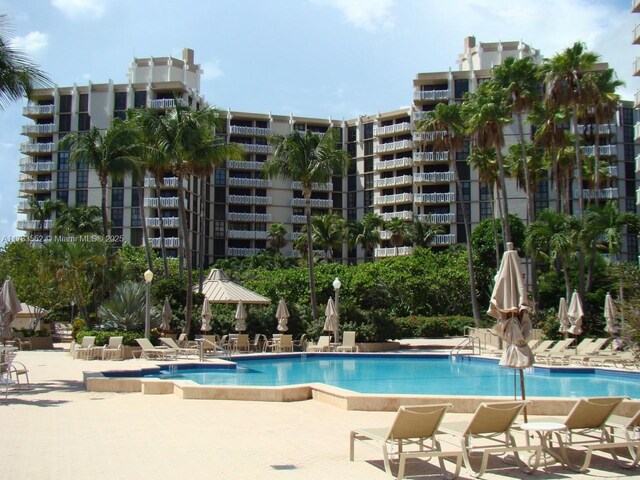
[11,31,48,55]
[201,60,223,81]
[311,0,395,32]
[51,0,106,20]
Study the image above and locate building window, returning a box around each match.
[214,220,225,237]
[75,190,88,206]
[348,126,357,142]
[78,113,90,131]
[79,94,89,112]
[111,208,123,227]
[363,122,373,139]
[364,190,374,207]
[456,203,471,223]
[59,114,71,132]
[111,188,124,208]
[59,95,72,113]
[131,207,141,227]
[461,181,470,201]
[624,126,634,144]
[76,170,88,188]
[57,190,68,204]
[454,79,469,99]
[364,140,373,156]
[134,91,147,108]
[58,152,69,170]
[114,92,127,111]
[622,107,634,125]
[57,171,69,189]
[364,173,373,190]
[214,169,226,186]
[347,192,357,209]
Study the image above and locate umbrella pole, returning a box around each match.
[520,369,528,423]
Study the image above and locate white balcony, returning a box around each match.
[20,142,55,154]
[143,197,180,208]
[635,57,640,77]
[229,125,271,136]
[635,123,640,141]
[379,211,413,221]
[636,154,640,173]
[290,198,332,208]
[22,123,55,135]
[17,219,53,230]
[636,91,640,109]
[228,230,269,240]
[413,89,451,101]
[413,151,449,163]
[580,145,617,156]
[227,160,264,170]
[229,195,272,205]
[20,181,53,192]
[373,122,412,136]
[412,131,447,143]
[148,98,186,109]
[635,0,640,13]
[374,193,413,206]
[291,181,332,191]
[572,188,619,199]
[235,143,272,154]
[227,212,272,222]
[374,246,413,258]
[637,187,640,207]
[19,160,54,173]
[17,200,35,212]
[146,217,180,228]
[414,192,456,204]
[430,233,457,245]
[374,175,413,188]
[228,177,272,188]
[416,213,456,224]
[413,171,454,184]
[147,237,181,248]
[374,139,413,154]
[291,215,307,224]
[227,247,265,257]
[144,177,179,188]
[634,23,640,44]
[374,157,414,171]
[23,105,55,116]
[604,165,618,178]
[576,124,616,135]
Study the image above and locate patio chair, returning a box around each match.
[12,332,32,351]
[336,331,359,352]
[438,400,540,478]
[177,333,198,348]
[588,351,639,369]
[250,334,266,352]
[160,337,199,357]
[490,338,540,358]
[534,338,575,363]
[559,338,610,365]
[265,334,282,352]
[292,334,307,352]
[307,335,331,352]
[605,409,640,469]
[271,334,293,353]
[234,334,250,352]
[350,403,462,480]
[72,336,97,360]
[5,351,29,389]
[135,338,177,360]
[100,336,123,360]
[530,340,554,355]
[543,396,628,472]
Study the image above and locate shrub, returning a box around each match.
[76,329,157,346]
[391,315,476,338]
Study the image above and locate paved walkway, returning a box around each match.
[0,346,637,480]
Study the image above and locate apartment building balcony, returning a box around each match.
[228,177,272,188]
[412,131,447,143]
[374,139,413,154]
[572,188,619,199]
[227,247,265,257]
[580,144,617,157]
[634,57,640,77]
[19,158,54,173]
[634,0,640,13]
[228,230,269,240]
[635,123,640,141]
[373,193,413,206]
[227,160,264,170]
[17,219,53,231]
[21,123,55,135]
[637,187,640,207]
[291,215,307,224]
[147,237,181,248]
[20,180,53,192]
[291,181,332,191]
[143,196,180,208]
[636,154,640,173]
[430,233,457,246]
[576,124,616,135]
[374,175,413,188]
[228,212,272,222]
[413,151,449,164]
[636,90,640,109]
[144,177,179,188]
[23,105,55,116]
[414,192,456,204]
[229,125,272,136]
[413,171,454,184]
[236,143,272,154]
[416,213,456,224]
[374,246,413,258]
[413,89,451,101]
[17,200,36,213]
[374,156,413,171]
[604,165,618,178]
[148,98,186,109]
[379,211,413,221]
[229,195,272,205]
[373,122,412,136]
[20,142,56,154]
[290,198,332,208]
[146,217,180,228]
[634,23,640,44]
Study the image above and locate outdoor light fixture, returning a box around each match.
[144,270,154,339]
[333,277,341,314]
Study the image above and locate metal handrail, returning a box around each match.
[450,335,481,356]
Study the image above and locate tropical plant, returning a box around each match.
[97,281,154,331]
[345,212,383,260]
[311,212,345,260]
[267,223,288,253]
[410,220,443,248]
[383,217,409,256]
[53,205,103,236]
[28,197,65,238]
[264,128,351,320]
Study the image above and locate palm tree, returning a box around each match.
[418,102,481,324]
[268,223,288,253]
[0,14,51,110]
[264,128,351,320]
[345,212,383,260]
[311,212,345,260]
[384,217,409,257]
[410,220,443,248]
[53,205,103,236]
[59,118,139,237]
[28,197,65,239]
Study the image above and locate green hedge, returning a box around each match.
[76,329,158,347]
[392,316,475,338]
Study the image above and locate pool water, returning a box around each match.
[145,354,640,398]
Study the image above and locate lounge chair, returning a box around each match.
[135,338,177,360]
[491,338,541,358]
[307,335,331,352]
[233,334,250,352]
[606,409,640,469]
[336,331,359,352]
[250,334,266,352]
[292,334,307,352]
[543,396,628,472]
[160,337,199,357]
[530,340,554,355]
[177,333,198,348]
[100,336,123,360]
[350,403,462,479]
[534,338,575,363]
[559,338,610,365]
[589,351,639,369]
[438,400,540,478]
[72,336,97,360]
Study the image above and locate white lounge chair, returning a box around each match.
[271,334,293,353]
[135,338,177,360]
[72,336,96,360]
[307,335,331,352]
[160,337,199,357]
[336,331,359,352]
[100,336,123,360]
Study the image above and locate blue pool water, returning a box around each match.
[142,354,640,398]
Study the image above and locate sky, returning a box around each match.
[0,0,637,244]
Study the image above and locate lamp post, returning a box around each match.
[144,269,154,340]
[333,277,341,344]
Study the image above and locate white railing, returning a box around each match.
[229,125,271,136]
[235,143,272,154]
[146,217,180,228]
[413,151,449,163]
[227,160,264,170]
[373,193,413,206]
[228,195,272,205]
[412,131,447,142]
[604,165,618,177]
[637,187,640,207]
[373,122,412,136]
[22,124,55,134]
[413,171,454,183]
[17,201,36,212]
[580,145,617,156]
[20,142,55,153]
[290,198,332,208]
[635,57,640,76]
[379,211,413,221]
[227,212,272,222]
[147,237,181,248]
[291,215,307,224]
[23,105,55,115]
[577,124,616,135]
[374,175,413,188]
[634,0,640,13]
[16,219,53,230]
[144,177,179,188]
[636,154,640,173]
[413,89,450,101]
[572,188,619,199]
[143,197,180,208]
[291,181,332,191]
[414,192,456,204]
[148,98,186,109]
[227,230,269,240]
[374,157,414,171]
[228,177,272,188]
[636,90,640,109]
[634,23,640,43]
[20,181,53,191]
[430,233,457,245]
[227,247,265,257]
[416,213,456,224]
[19,161,54,173]
[374,246,413,258]
[374,139,413,153]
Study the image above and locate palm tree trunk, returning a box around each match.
[572,111,586,301]
[137,181,153,271]
[495,147,511,246]
[562,260,572,301]
[490,187,501,267]
[154,182,169,277]
[100,177,109,237]
[304,190,318,321]
[495,182,506,248]
[198,176,207,293]
[593,126,601,201]
[177,179,193,335]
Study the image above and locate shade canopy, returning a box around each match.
[0,278,22,341]
[13,303,48,330]
[159,298,172,331]
[276,298,289,332]
[201,300,212,332]
[604,292,617,335]
[557,297,570,334]
[234,301,247,332]
[199,269,270,305]
[567,290,584,336]
[323,298,339,343]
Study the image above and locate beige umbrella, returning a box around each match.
[558,297,570,339]
[0,277,22,344]
[276,298,289,332]
[201,301,212,333]
[604,292,617,335]
[567,290,583,336]
[159,297,172,332]
[323,298,339,344]
[234,301,247,332]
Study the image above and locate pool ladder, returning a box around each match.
[450,335,481,356]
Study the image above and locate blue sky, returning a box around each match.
[0,0,637,243]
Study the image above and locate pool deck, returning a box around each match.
[1,343,638,479]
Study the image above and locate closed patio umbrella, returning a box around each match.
[275,298,289,332]
[234,301,247,332]
[567,290,583,345]
[604,292,617,335]
[0,277,22,345]
[159,297,172,332]
[323,298,339,344]
[201,301,212,333]
[558,297,570,339]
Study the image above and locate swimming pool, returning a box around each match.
[143,354,640,399]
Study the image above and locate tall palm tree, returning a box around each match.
[410,220,443,248]
[384,217,409,257]
[28,197,65,239]
[0,14,51,110]
[418,102,481,324]
[59,119,139,237]
[52,205,103,236]
[345,212,383,260]
[264,128,351,320]
[268,223,288,254]
[311,212,345,261]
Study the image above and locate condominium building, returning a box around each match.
[18,38,639,265]
[633,0,640,209]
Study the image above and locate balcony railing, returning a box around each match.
[290,198,332,208]
[22,123,55,135]
[291,215,307,224]
[291,181,332,191]
[374,157,414,171]
[634,0,640,13]
[227,212,272,222]
[412,131,447,143]
[373,193,413,206]
[413,171,454,183]
[143,197,180,208]
[604,165,618,178]
[234,143,272,154]
[229,125,272,136]
[580,145,617,156]
[379,211,413,221]
[634,23,640,44]
[20,142,55,154]
[373,122,412,136]
[17,219,53,230]
[416,213,456,224]
[635,57,640,77]
[227,160,264,170]
[374,139,413,154]
[228,230,269,240]
[374,246,413,258]
[576,124,616,135]
[20,181,53,191]
[227,247,265,257]
[229,195,272,205]
[17,200,36,212]
[228,177,272,188]
[19,160,54,173]
[413,89,450,101]
[572,188,619,199]
[23,105,55,116]
[637,187,640,207]
[147,237,181,248]
[636,154,640,173]
[414,192,456,204]
[374,175,413,188]
[430,233,457,245]
[413,151,449,163]
[148,98,186,109]
[636,91,640,109]
[146,217,180,228]
[144,177,179,188]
